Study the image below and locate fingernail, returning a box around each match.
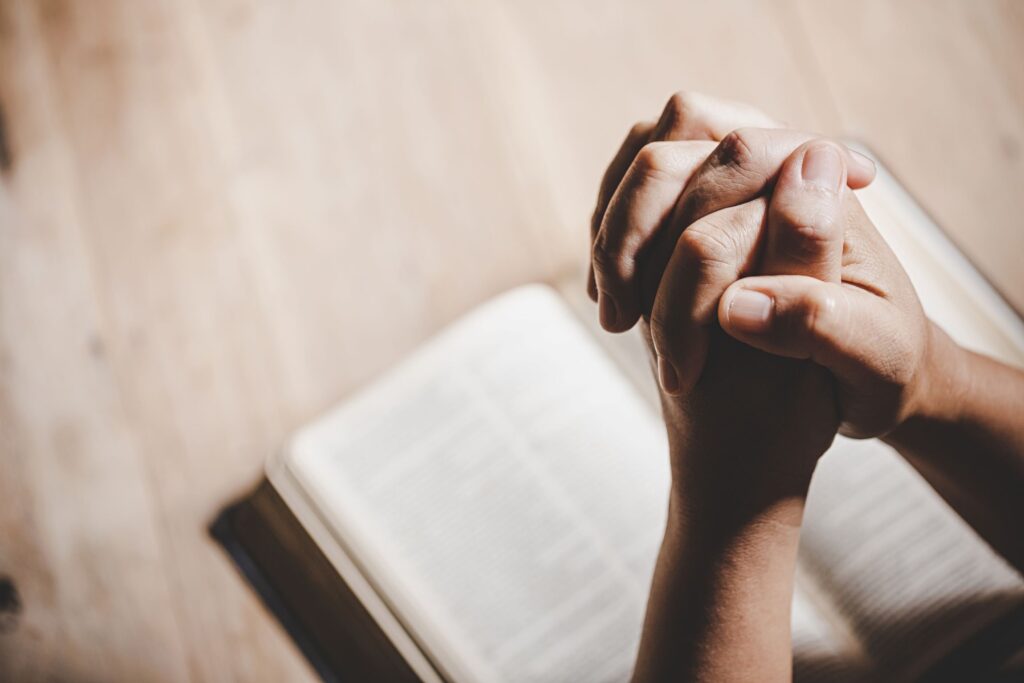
[657,355,679,395]
[849,149,876,175]
[802,144,843,191]
[599,295,618,328]
[727,290,774,333]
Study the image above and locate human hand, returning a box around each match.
[715,165,936,440]
[617,97,1024,682]
[593,122,932,443]
[588,94,880,498]
[587,91,780,302]
[655,141,863,505]
[626,149,855,683]
[601,99,874,681]
[589,96,876,389]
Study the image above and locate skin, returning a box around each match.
[588,92,1024,682]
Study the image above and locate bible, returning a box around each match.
[213,155,1024,682]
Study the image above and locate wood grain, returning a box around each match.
[0,1,1020,680]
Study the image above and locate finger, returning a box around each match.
[593,93,777,325]
[761,140,847,282]
[588,90,773,304]
[718,275,892,384]
[650,90,780,142]
[592,140,717,332]
[589,93,780,304]
[649,200,768,395]
[589,120,656,300]
[638,128,876,310]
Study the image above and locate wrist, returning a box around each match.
[667,447,813,539]
[667,485,807,543]
[636,485,803,683]
[662,487,805,612]
[895,322,969,429]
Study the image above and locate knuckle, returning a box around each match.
[657,91,713,140]
[647,313,676,357]
[589,206,603,236]
[632,142,677,182]
[662,91,694,125]
[591,239,629,281]
[679,225,732,269]
[777,212,841,264]
[629,121,651,139]
[677,179,714,220]
[791,288,835,342]
[715,128,757,170]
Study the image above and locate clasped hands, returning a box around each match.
[588,92,947,504]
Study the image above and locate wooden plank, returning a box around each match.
[1,0,1020,680]
[0,2,190,680]
[0,0,316,680]
[17,0,321,680]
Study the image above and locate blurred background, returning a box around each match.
[1,1,1022,680]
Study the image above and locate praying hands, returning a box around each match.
[588,92,1024,682]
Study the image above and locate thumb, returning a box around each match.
[761,140,848,283]
[717,275,885,381]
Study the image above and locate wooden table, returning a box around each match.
[1,1,1021,680]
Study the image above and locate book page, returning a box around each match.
[801,440,1024,680]
[853,147,1024,367]
[283,285,849,682]
[791,582,871,683]
[556,277,661,413]
[795,153,1024,679]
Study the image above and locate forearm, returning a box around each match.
[632,486,806,683]
[884,322,1024,571]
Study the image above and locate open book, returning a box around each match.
[214,158,1024,682]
